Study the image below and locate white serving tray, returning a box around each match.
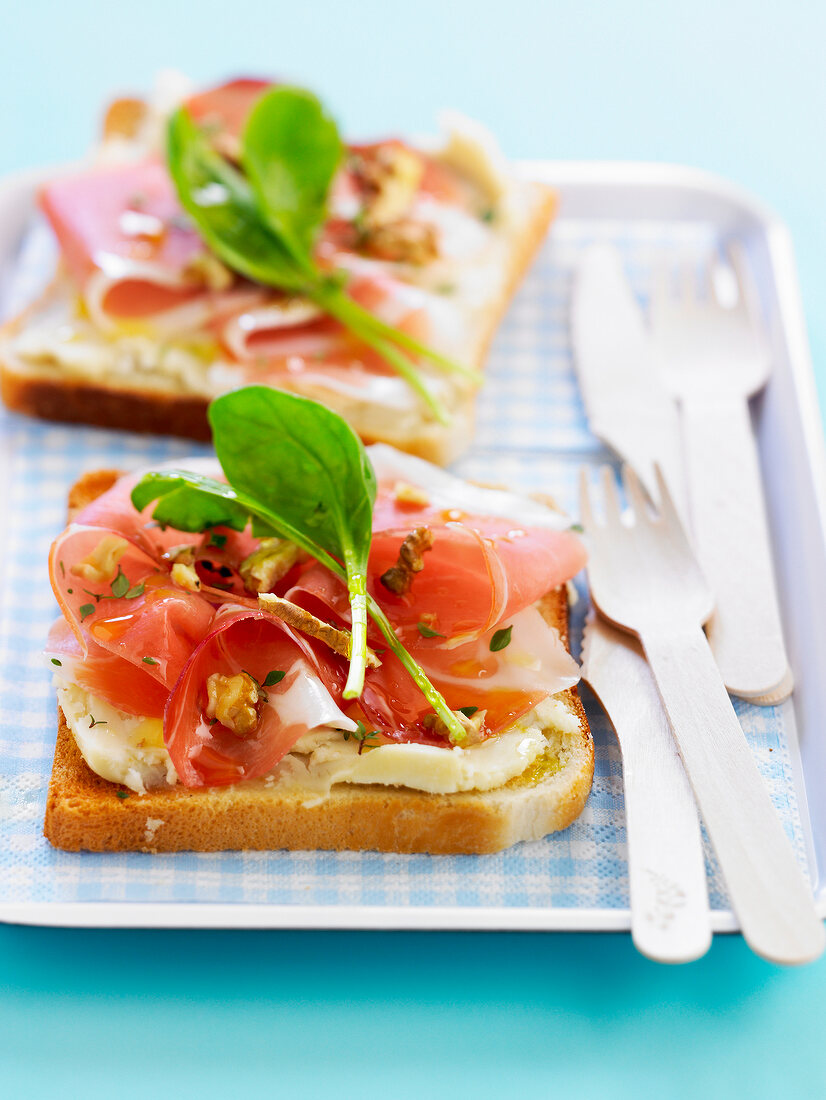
[1,160,824,930]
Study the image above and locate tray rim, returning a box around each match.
[1,157,824,932]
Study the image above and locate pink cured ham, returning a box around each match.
[186,77,270,137]
[49,524,215,690]
[37,76,468,387]
[164,607,348,787]
[285,479,585,741]
[45,617,171,718]
[71,470,203,559]
[40,161,207,319]
[71,468,260,586]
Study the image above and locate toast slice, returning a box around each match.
[44,471,593,854]
[0,150,555,467]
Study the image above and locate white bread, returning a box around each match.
[43,470,593,853]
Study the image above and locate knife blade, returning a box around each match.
[571,244,687,518]
[581,612,711,962]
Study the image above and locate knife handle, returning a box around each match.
[585,618,711,963]
[681,393,791,700]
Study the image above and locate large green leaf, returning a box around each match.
[166,108,312,291]
[242,87,342,258]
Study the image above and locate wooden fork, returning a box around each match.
[580,464,824,964]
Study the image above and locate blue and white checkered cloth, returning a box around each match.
[0,214,810,913]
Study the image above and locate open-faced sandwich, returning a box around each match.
[44,387,592,853]
[1,75,556,465]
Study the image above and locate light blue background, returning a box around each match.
[2,1,826,1094]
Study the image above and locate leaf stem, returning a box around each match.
[318,290,451,424]
[342,560,368,699]
[366,595,467,744]
[245,494,461,735]
[321,287,482,385]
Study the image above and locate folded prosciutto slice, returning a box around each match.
[287,478,585,742]
[164,607,352,787]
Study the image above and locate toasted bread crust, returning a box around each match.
[1,186,556,466]
[44,463,592,853]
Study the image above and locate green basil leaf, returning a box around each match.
[417,622,445,639]
[489,625,513,652]
[110,568,129,598]
[209,387,376,575]
[458,706,478,718]
[131,470,276,536]
[242,87,342,258]
[209,387,376,698]
[79,603,95,621]
[262,669,286,688]
[166,107,311,292]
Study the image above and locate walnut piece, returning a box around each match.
[380,526,434,595]
[353,145,423,228]
[70,535,128,584]
[423,708,487,746]
[363,219,438,265]
[258,594,381,668]
[205,672,260,737]
[240,538,306,594]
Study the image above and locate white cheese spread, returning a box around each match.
[57,679,580,798]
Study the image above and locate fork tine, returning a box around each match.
[600,465,623,525]
[648,259,671,323]
[727,240,764,332]
[702,253,718,303]
[621,464,650,522]
[653,463,685,531]
[678,262,698,307]
[578,466,596,531]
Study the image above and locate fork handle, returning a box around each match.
[681,393,790,700]
[585,617,710,963]
[641,624,823,964]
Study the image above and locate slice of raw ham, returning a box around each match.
[71,471,202,558]
[49,524,215,689]
[40,161,206,318]
[164,606,352,787]
[357,604,579,741]
[186,78,270,136]
[280,458,585,740]
[45,617,170,718]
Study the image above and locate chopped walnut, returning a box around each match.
[240,538,307,593]
[102,97,148,141]
[70,535,128,584]
[380,526,434,595]
[205,672,259,737]
[423,708,487,746]
[393,481,431,508]
[162,544,196,566]
[213,131,242,163]
[352,145,423,228]
[171,562,201,592]
[183,251,234,291]
[362,219,439,265]
[258,593,381,668]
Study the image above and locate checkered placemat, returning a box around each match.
[0,213,809,913]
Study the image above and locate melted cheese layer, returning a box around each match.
[57,679,580,797]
